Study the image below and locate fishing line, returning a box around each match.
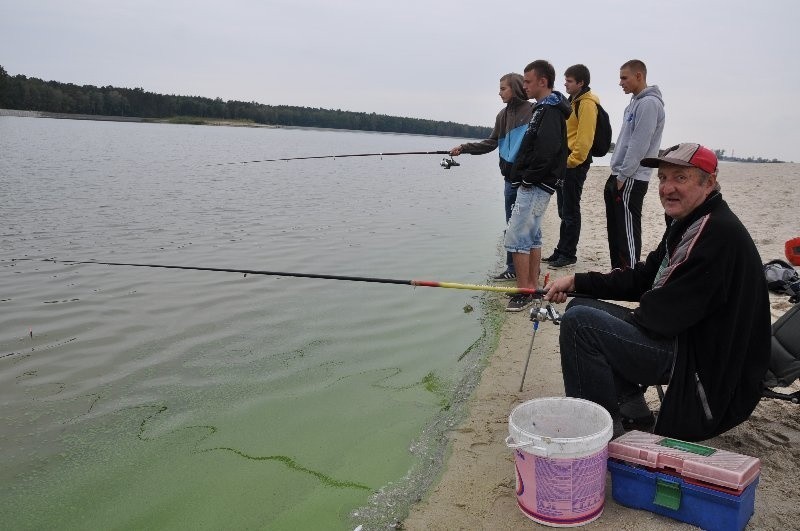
[16,259,571,297]
[206,150,461,169]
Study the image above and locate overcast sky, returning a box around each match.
[2,0,798,161]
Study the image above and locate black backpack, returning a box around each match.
[574,98,612,158]
[764,259,800,303]
[762,303,800,403]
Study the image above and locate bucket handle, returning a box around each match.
[505,436,548,455]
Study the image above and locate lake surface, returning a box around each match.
[0,116,507,530]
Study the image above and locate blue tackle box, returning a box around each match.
[607,430,761,531]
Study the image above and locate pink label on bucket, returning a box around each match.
[514,447,608,526]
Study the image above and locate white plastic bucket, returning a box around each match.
[505,397,613,527]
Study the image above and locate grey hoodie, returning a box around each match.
[610,85,665,182]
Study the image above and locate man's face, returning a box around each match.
[523,70,543,100]
[564,76,583,97]
[499,81,514,104]
[619,67,641,95]
[658,164,716,220]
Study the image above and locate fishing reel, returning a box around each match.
[530,300,561,324]
[440,156,460,169]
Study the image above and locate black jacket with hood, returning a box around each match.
[508,90,572,194]
[574,192,771,441]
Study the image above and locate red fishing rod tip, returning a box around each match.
[411,280,440,288]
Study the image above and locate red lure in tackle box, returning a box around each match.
[607,430,760,531]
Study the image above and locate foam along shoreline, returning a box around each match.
[403,163,800,530]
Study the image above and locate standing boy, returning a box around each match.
[545,64,600,268]
[606,59,665,269]
[450,73,533,280]
[504,60,571,311]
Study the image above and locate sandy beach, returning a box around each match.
[403,163,800,530]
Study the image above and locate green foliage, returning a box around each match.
[0,67,491,138]
[0,64,9,108]
[167,116,209,125]
[714,146,782,163]
[421,372,451,410]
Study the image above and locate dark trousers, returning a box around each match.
[559,298,674,418]
[503,181,517,270]
[554,162,589,260]
[604,175,648,269]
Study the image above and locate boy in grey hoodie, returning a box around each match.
[606,59,665,269]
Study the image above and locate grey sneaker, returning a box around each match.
[505,294,533,312]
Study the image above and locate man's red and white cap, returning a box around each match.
[641,143,718,174]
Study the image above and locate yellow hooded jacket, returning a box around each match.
[566,89,600,168]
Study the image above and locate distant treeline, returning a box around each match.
[712,149,784,164]
[0,65,491,138]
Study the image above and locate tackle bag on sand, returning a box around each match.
[762,303,800,403]
[764,259,800,303]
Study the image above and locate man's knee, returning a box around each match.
[566,297,595,312]
[560,303,599,335]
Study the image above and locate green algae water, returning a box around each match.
[0,117,505,530]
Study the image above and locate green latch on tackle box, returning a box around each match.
[654,477,681,510]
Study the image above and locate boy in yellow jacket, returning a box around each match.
[545,64,601,268]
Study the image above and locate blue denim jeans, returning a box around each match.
[559,298,674,417]
[504,181,517,270]
[504,185,550,253]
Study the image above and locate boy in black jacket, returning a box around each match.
[504,59,571,312]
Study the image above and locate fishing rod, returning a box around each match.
[207,150,462,169]
[18,259,573,297]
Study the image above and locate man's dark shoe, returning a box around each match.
[542,251,560,262]
[622,412,656,432]
[619,392,656,431]
[548,255,577,268]
[612,417,627,440]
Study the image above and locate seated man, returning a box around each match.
[544,143,771,441]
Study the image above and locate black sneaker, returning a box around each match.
[612,417,627,440]
[621,412,656,432]
[548,255,577,268]
[505,294,533,312]
[493,269,516,280]
[542,251,560,262]
[620,393,656,431]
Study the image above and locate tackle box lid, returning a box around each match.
[608,430,760,491]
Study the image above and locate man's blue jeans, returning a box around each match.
[559,297,674,418]
[503,181,517,270]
